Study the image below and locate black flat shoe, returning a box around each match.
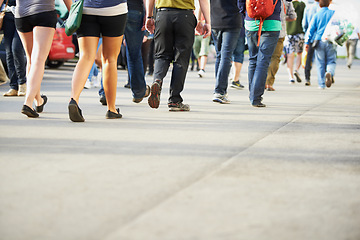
[68,98,85,122]
[106,108,122,119]
[21,105,39,118]
[36,95,47,113]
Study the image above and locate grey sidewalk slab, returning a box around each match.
[0,58,359,240]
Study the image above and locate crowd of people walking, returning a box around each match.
[0,0,358,122]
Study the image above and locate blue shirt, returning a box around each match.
[305,7,335,44]
[302,2,320,33]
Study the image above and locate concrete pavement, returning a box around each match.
[0,58,359,240]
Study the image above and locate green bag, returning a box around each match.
[65,0,84,36]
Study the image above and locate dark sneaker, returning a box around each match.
[133,85,150,103]
[252,102,266,108]
[68,98,85,122]
[106,108,122,119]
[325,72,332,88]
[21,105,39,118]
[294,70,302,83]
[36,95,47,113]
[230,81,244,89]
[305,79,311,86]
[124,82,130,89]
[168,102,190,112]
[148,80,162,109]
[99,95,107,106]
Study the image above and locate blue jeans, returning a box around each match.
[3,12,26,90]
[315,41,336,88]
[124,9,146,99]
[232,28,246,64]
[212,28,241,95]
[246,30,279,105]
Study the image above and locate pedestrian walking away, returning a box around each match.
[145,0,211,112]
[3,0,72,118]
[68,0,127,122]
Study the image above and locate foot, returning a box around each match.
[18,83,26,96]
[266,85,275,91]
[21,105,39,118]
[148,80,162,109]
[168,102,190,112]
[124,82,130,89]
[99,95,107,106]
[3,89,18,96]
[252,102,266,107]
[305,79,311,86]
[36,95,48,113]
[289,79,295,84]
[106,108,122,119]
[198,69,205,78]
[294,70,302,83]
[325,72,332,88]
[68,98,85,122]
[133,85,150,103]
[231,81,244,89]
[213,93,230,104]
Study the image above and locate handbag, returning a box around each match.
[0,0,9,30]
[65,0,84,36]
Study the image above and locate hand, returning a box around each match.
[145,18,155,34]
[202,23,211,39]
[305,44,309,52]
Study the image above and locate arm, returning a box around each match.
[62,0,72,12]
[304,15,317,51]
[145,0,155,34]
[285,1,297,22]
[0,1,3,6]
[198,0,211,38]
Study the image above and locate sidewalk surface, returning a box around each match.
[0,58,359,240]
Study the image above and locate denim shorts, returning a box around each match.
[76,14,127,38]
[15,10,57,33]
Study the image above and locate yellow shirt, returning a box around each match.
[156,0,195,10]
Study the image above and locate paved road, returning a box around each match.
[0,58,359,240]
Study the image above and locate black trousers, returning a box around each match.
[304,43,315,81]
[153,9,197,103]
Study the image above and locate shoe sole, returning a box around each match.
[325,73,332,88]
[68,103,85,122]
[294,72,302,83]
[148,82,160,109]
[213,99,230,104]
[230,85,244,90]
[169,108,190,112]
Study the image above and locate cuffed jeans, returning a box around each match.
[124,9,147,99]
[315,41,336,88]
[3,12,26,90]
[246,30,279,105]
[153,9,197,103]
[212,28,241,95]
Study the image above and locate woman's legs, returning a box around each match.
[71,37,99,103]
[18,27,55,109]
[101,36,123,113]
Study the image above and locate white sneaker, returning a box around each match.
[94,71,102,88]
[198,69,205,78]
[84,79,92,89]
[212,93,230,104]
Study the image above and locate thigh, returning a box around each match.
[154,11,174,59]
[174,11,196,52]
[78,36,100,61]
[31,27,56,62]
[77,14,101,38]
[102,36,123,62]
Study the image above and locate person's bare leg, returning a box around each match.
[287,52,295,80]
[70,37,99,103]
[198,55,208,71]
[233,61,243,82]
[295,52,302,72]
[18,27,55,109]
[102,36,123,113]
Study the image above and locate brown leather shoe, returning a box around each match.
[3,89,18,96]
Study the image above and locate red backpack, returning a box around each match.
[246,0,279,46]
